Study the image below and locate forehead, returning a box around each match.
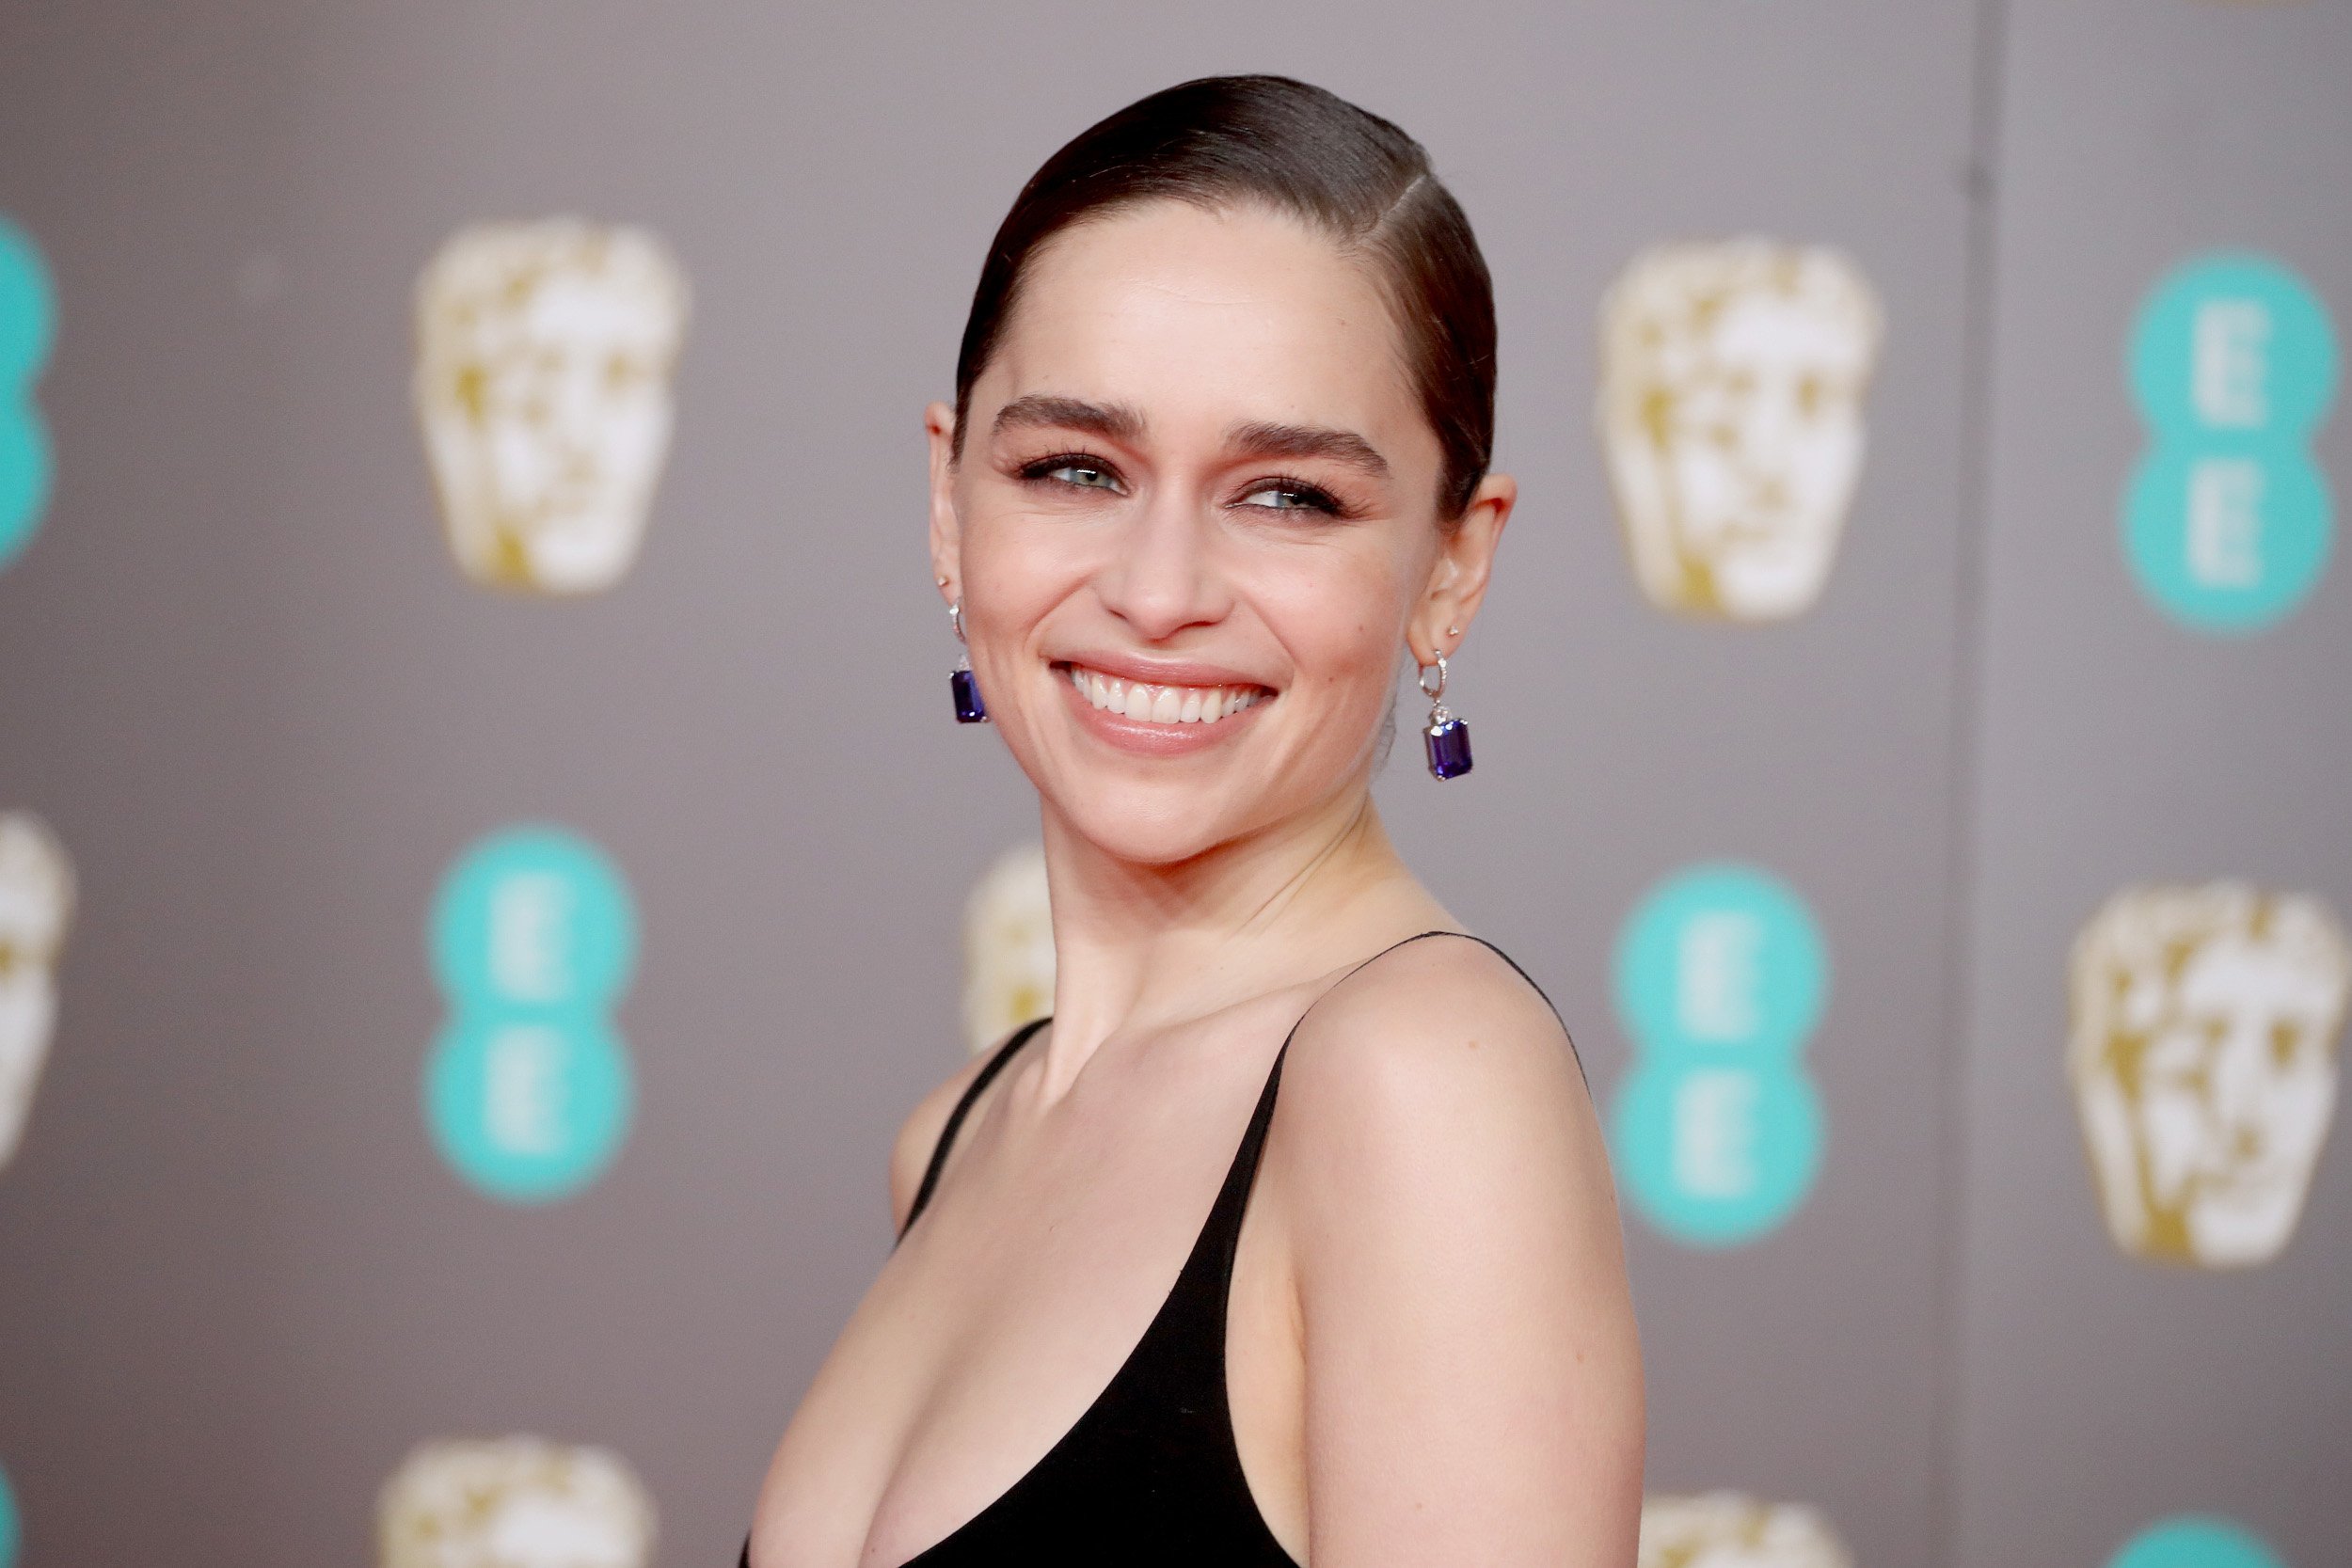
[982,201,1424,445]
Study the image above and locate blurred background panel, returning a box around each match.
[0,2,2341,1566]
[1954,1,2352,1564]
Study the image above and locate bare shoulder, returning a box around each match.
[1268,931,1643,1560]
[886,1036,1018,1236]
[1270,929,1616,1264]
[1279,930,1588,1145]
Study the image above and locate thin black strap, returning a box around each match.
[1339,929,1586,1087]
[898,931,1572,1249]
[1215,1020,1295,1224]
[898,1015,1052,1243]
[1185,940,1571,1335]
[1216,927,1580,1203]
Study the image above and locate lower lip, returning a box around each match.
[1056,667,1271,756]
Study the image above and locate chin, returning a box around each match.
[1055,792,1251,868]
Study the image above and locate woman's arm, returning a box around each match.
[1276,936,1645,1566]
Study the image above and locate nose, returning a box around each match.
[1091,490,1231,642]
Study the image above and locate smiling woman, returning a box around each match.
[744,75,1644,1568]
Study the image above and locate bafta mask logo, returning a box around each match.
[1638,1492,1853,1568]
[414,220,690,594]
[962,844,1054,1054]
[0,812,72,1173]
[2071,883,2349,1269]
[1598,241,1883,622]
[378,1436,655,1568]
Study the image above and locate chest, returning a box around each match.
[751,1053,1308,1568]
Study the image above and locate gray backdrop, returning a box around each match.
[0,1,2342,1564]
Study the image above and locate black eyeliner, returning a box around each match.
[1011,451,1125,491]
[1238,473,1355,519]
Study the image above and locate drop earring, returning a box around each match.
[1420,649,1470,779]
[948,598,988,723]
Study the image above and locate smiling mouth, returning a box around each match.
[1056,662,1273,726]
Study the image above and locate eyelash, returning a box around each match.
[1241,473,1352,517]
[1016,452,1122,491]
[1014,453,1354,519]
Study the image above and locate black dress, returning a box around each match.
[740,930,1568,1567]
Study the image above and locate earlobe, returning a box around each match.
[1409,477,1512,657]
[930,528,962,608]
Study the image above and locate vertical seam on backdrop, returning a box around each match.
[1927,1,2013,1564]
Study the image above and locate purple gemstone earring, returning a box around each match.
[1420,648,1470,780]
[948,597,989,723]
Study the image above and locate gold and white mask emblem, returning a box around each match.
[962,843,1054,1055]
[378,1436,655,1568]
[2071,883,2348,1269]
[1639,1492,1854,1568]
[414,220,690,594]
[0,811,72,1173]
[1598,241,1883,622]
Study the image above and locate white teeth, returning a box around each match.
[1061,665,1267,727]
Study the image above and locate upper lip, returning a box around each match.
[1051,651,1277,692]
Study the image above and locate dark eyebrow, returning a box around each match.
[993,394,1146,443]
[1227,420,1390,479]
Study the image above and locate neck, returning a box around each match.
[1031,776,1446,1097]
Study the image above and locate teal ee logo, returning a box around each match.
[2125,253,2337,634]
[2108,1515,2286,1568]
[426,826,637,1202]
[0,1459,18,1568]
[1610,863,1829,1246]
[0,215,57,575]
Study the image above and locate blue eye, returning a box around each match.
[1019,454,1124,492]
[1238,479,1344,515]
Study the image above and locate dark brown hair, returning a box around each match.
[952,74,1497,520]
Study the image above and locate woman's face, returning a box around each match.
[930,200,1507,867]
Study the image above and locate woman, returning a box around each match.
[746,75,1644,1567]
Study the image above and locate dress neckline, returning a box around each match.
[747,931,1565,1568]
[890,1023,1295,1565]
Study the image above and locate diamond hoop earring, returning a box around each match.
[1420,652,1470,779]
[948,598,988,723]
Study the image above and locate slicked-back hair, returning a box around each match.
[951,74,1497,523]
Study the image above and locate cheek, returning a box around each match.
[1257,551,1408,710]
[957,499,1089,640]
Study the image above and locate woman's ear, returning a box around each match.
[926,400,962,605]
[1408,472,1515,662]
